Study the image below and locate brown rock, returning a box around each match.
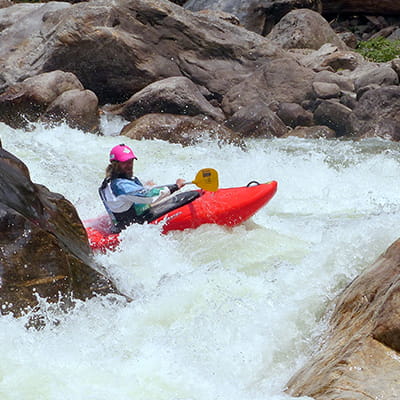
[0,147,120,318]
[222,57,316,117]
[107,77,224,123]
[0,0,285,104]
[286,238,400,399]
[282,125,335,138]
[350,86,400,141]
[224,102,288,138]
[41,88,100,133]
[267,9,347,50]
[0,70,84,129]
[121,113,245,147]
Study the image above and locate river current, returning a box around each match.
[1,119,400,400]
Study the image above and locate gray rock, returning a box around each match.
[313,99,352,136]
[350,85,400,140]
[355,65,399,92]
[107,76,225,122]
[312,81,341,99]
[267,9,347,50]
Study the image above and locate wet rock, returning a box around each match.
[286,238,400,399]
[0,147,120,317]
[0,70,84,129]
[120,113,245,148]
[41,88,100,133]
[106,76,224,122]
[282,125,335,138]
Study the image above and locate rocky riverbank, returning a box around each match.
[0,0,400,142]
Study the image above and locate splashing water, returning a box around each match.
[1,120,400,400]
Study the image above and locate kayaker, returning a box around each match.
[99,144,185,231]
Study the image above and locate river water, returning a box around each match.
[1,119,400,400]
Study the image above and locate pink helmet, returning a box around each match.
[109,144,137,162]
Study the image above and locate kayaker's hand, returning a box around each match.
[176,178,185,189]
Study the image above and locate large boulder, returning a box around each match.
[350,86,400,141]
[224,102,288,138]
[41,88,100,133]
[107,76,225,122]
[120,113,245,147]
[286,238,400,399]
[267,9,347,50]
[222,57,316,116]
[0,0,286,105]
[0,70,86,129]
[0,146,120,317]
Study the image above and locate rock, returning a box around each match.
[354,65,399,92]
[391,58,400,79]
[388,28,400,41]
[350,85,400,141]
[222,57,316,117]
[321,0,400,16]
[286,238,400,399]
[120,113,245,147]
[0,0,286,104]
[277,102,314,127]
[197,9,240,26]
[0,0,13,9]
[0,2,40,32]
[224,102,288,138]
[312,81,341,99]
[313,99,352,136]
[0,70,84,129]
[314,70,355,91]
[267,9,347,50]
[41,88,100,133]
[339,91,358,109]
[0,147,120,318]
[282,125,335,138]
[184,0,322,36]
[320,50,363,71]
[336,31,358,49]
[106,76,224,122]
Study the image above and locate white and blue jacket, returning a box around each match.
[99,177,179,230]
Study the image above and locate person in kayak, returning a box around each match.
[99,144,185,232]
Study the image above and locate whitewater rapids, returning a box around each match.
[1,119,400,400]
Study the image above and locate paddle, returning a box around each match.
[186,168,219,192]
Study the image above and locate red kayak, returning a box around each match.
[85,181,277,252]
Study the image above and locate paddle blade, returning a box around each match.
[192,168,219,191]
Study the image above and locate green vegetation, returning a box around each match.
[356,37,400,63]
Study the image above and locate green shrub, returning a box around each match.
[356,37,400,62]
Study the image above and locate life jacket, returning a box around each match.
[99,178,151,232]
